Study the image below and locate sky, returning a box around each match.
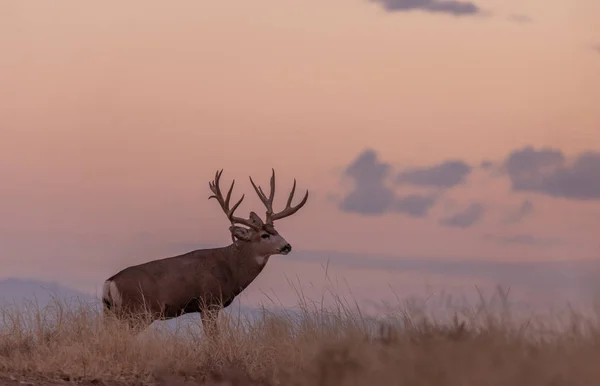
[1,0,599,312]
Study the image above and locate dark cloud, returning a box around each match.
[339,149,396,215]
[394,194,437,217]
[339,150,439,217]
[504,146,600,200]
[339,146,600,222]
[396,160,472,189]
[507,14,532,23]
[502,199,534,224]
[439,203,485,228]
[369,0,480,16]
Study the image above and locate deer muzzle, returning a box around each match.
[280,244,292,254]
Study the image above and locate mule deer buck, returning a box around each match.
[102,169,308,334]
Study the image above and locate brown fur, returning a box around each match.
[105,237,269,331]
[102,169,308,334]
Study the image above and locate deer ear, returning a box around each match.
[229,226,253,241]
[248,211,264,227]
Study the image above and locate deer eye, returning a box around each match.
[261,233,270,239]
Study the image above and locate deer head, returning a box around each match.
[208,169,308,258]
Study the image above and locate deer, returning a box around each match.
[101,169,308,335]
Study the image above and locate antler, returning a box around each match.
[248,169,309,224]
[208,169,259,230]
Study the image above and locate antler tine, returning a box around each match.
[269,168,275,203]
[249,168,281,224]
[225,177,236,208]
[286,178,297,208]
[208,169,259,230]
[249,175,272,211]
[249,169,308,224]
[270,184,309,222]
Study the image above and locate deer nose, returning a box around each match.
[280,244,292,254]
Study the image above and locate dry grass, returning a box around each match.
[1,286,600,386]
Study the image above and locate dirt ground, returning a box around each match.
[0,371,263,386]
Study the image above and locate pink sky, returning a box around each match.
[1,0,599,309]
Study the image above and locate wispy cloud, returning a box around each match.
[369,0,480,16]
[287,249,598,293]
[502,199,534,225]
[480,160,494,170]
[507,14,532,24]
[483,233,558,247]
[396,160,472,189]
[440,202,485,228]
[394,194,437,217]
[499,234,556,246]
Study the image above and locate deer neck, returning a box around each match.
[227,242,271,290]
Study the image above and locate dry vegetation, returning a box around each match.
[1,286,600,386]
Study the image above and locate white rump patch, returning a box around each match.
[102,280,123,308]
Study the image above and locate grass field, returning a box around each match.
[0,286,599,386]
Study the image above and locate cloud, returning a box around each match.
[338,146,600,225]
[369,0,480,16]
[339,149,396,215]
[396,160,472,189]
[507,14,532,24]
[499,234,556,246]
[503,146,600,200]
[502,199,534,224]
[480,160,494,170]
[394,194,437,217]
[338,150,439,217]
[440,202,485,228]
[483,233,557,246]
[286,249,598,296]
